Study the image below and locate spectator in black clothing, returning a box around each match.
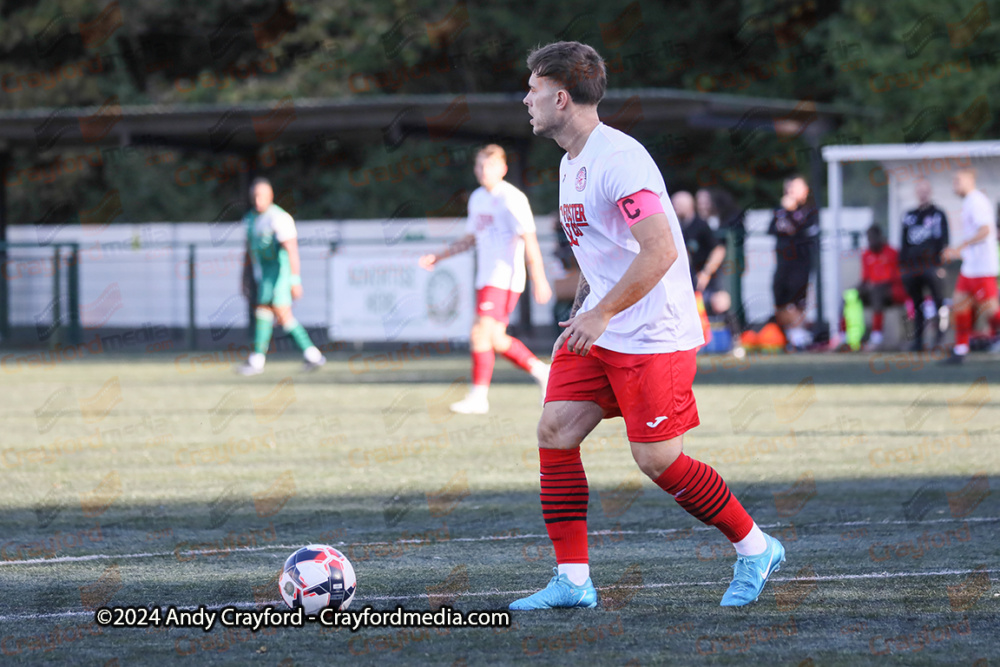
[696,187,748,264]
[704,187,748,312]
[673,191,725,296]
[708,187,747,240]
[900,176,949,350]
[696,188,719,229]
[769,174,819,349]
[673,190,744,356]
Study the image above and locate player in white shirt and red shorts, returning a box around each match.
[420,145,553,413]
[511,41,784,611]
[942,168,1000,363]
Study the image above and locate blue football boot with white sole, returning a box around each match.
[509,569,598,610]
[720,533,785,606]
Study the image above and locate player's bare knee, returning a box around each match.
[536,417,560,449]
[469,323,487,347]
[631,450,663,479]
[537,414,578,450]
[635,460,662,479]
[492,329,511,352]
[953,292,973,313]
[631,440,682,479]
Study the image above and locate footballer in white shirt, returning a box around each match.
[941,168,1000,362]
[420,145,553,413]
[510,41,784,612]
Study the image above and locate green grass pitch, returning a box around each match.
[0,350,998,666]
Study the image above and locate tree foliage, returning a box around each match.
[2,0,998,224]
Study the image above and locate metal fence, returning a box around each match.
[1,211,875,352]
[1,238,333,352]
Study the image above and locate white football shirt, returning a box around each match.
[959,189,998,278]
[465,180,536,292]
[255,204,297,243]
[558,123,703,354]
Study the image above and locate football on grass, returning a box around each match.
[279,544,357,613]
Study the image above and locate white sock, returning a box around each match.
[558,563,590,586]
[869,330,883,345]
[529,360,549,381]
[304,346,322,363]
[248,352,265,369]
[733,522,768,557]
[954,343,969,356]
[469,384,489,401]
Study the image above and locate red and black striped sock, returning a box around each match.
[654,452,753,543]
[539,447,589,564]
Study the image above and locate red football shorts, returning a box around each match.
[476,286,521,325]
[545,343,700,443]
[955,274,999,303]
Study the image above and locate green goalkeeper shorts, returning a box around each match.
[257,267,292,307]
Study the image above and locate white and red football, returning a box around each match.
[279,544,357,614]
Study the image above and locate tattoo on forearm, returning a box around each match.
[570,274,590,318]
[445,236,474,259]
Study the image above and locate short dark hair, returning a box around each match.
[251,177,272,189]
[526,41,606,106]
[783,173,808,188]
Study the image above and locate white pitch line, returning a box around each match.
[0,516,996,568]
[0,567,996,623]
[361,567,1000,601]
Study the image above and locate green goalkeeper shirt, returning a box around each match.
[244,203,296,275]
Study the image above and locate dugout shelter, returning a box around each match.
[823,140,1000,339]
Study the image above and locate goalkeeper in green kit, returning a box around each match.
[236,178,326,375]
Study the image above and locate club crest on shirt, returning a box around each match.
[575,167,587,192]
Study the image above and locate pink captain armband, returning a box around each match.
[616,190,664,226]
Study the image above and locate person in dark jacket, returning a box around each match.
[684,189,746,357]
[769,174,819,349]
[900,176,949,350]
